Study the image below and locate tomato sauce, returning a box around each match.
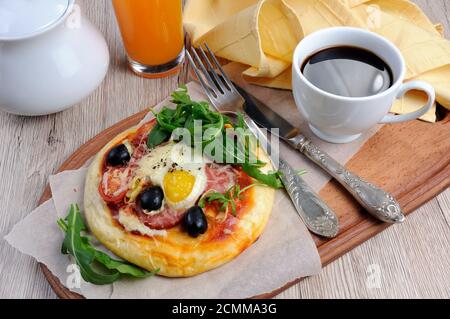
[204,169,255,241]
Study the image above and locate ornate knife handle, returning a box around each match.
[279,159,339,238]
[288,136,405,223]
[242,113,339,237]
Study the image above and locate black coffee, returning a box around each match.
[301,46,393,98]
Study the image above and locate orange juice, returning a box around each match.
[112,0,184,76]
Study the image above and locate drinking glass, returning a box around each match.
[112,0,185,78]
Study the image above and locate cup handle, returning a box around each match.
[379,81,435,124]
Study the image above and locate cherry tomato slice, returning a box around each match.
[99,120,154,203]
[99,168,130,203]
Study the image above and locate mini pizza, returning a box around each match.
[84,112,276,277]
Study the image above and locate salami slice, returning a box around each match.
[136,205,186,230]
[205,164,238,193]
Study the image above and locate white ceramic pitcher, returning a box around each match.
[0,0,110,115]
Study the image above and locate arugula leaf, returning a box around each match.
[57,205,119,284]
[147,86,283,189]
[147,123,171,149]
[242,164,283,189]
[93,250,158,278]
[236,113,244,127]
[295,169,307,176]
[57,204,157,285]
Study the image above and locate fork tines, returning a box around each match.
[186,44,235,102]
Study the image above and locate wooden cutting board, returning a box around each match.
[38,106,450,299]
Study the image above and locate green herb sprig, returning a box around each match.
[57,204,158,285]
[147,86,283,189]
[198,183,261,217]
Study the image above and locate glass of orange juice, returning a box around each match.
[112,0,184,78]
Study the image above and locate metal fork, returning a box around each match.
[186,44,339,238]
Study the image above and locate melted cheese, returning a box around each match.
[117,209,167,237]
[114,168,131,196]
[102,167,131,197]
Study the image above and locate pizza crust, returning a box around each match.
[84,122,275,277]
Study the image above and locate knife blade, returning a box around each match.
[235,85,300,140]
[234,83,405,224]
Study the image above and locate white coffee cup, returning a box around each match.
[292,27,435,143]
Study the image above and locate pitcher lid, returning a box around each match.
[0,0,73,40]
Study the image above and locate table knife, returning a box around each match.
[198,70,340,237]
[235,85,406,223]
[243,114,339,238]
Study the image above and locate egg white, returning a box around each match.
[134,142,209,210]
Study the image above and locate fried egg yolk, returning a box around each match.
[134,142,209,210]
[163,170,196,203]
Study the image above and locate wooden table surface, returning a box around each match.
[0,0,449,299]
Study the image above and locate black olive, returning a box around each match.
[106,144,131,166]
[183,206,208,238]
[139,187,164,211]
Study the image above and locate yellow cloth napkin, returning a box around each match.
[184,0,450,123]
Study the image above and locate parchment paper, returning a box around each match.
[5,77,381,299]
